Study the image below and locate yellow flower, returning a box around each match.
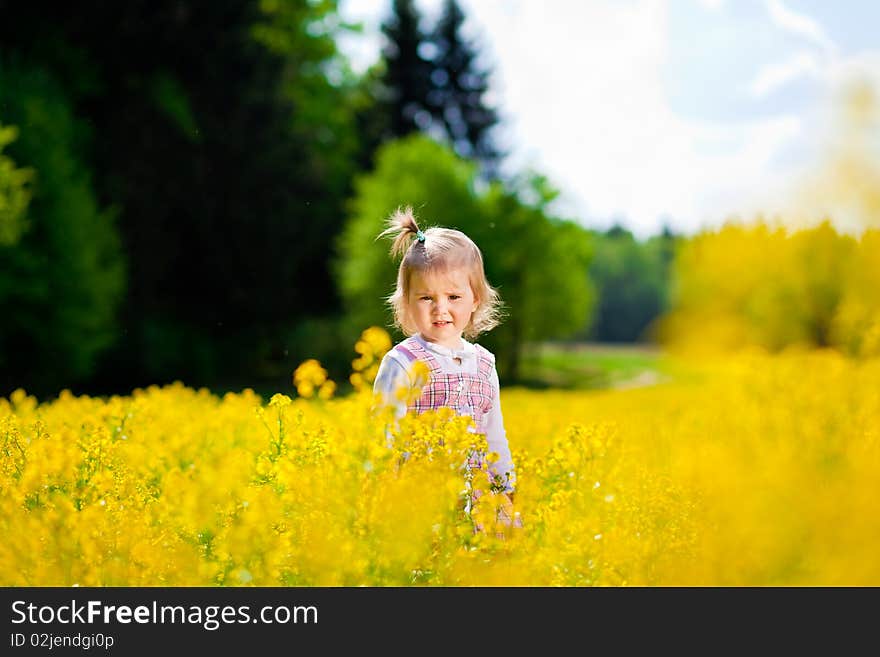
[8,315,880,587]
[268,393,292,409]
[318,381,336,400]
[350,327,392,388]
[361,326,392,356]
[293,359,330,399]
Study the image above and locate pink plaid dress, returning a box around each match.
[373,333,517,494]
[393,335,496,437]
[374,334,522,534]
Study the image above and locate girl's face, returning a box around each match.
[407,268,478,349]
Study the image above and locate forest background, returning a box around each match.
[3,0,880,588]
[0,0,873,401]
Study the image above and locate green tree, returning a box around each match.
[335,136,594,381]
[380,0,434,138]
[0,60,125,396]
[348,61,395,171]
[478,175,594,378]
[0,123,33,246]
[429,0,501,176]
[335,134,482,342]
[584,225,675,342]
[0,1,366,390]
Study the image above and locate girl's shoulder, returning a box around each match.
[471,341,496,364]
[382,337,435,375]
[380,342,413,367]
[387,335,425,362]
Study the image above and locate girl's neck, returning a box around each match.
[418,333,465,351]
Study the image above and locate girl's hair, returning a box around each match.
[377,206,503,339]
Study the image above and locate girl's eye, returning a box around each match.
[420,296,432,301]
[449,295,460,301]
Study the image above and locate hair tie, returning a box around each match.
[416,230,426,243]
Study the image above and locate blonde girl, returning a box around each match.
[372,207,518,526]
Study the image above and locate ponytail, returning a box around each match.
[376,206,425,259]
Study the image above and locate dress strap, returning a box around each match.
[473,344,495,378]
[394,336,443,375]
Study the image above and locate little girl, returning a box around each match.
[372,207,518,523]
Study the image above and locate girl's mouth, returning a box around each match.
[433,321,451,326]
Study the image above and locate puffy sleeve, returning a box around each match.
[483,366,516,494]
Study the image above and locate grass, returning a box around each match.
[205,341,673,401]
[518,341,671,390]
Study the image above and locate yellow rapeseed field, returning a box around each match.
[2,328,878,586]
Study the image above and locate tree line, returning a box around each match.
[0,0,675,398]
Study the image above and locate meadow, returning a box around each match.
[2,328,878,586]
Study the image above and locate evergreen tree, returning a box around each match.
[380,0,433,138]
[584,225,675,343]
[0,1,363,392]
[0,60,125,396]
[429,0,501,177]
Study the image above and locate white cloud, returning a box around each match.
[781,53,880,233]
[823,51,880,93]
[749,51,821,98]
[765,0,837,57]
[748,1,838,104]
[460,0,808,236]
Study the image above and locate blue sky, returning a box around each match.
[338,0,880,237]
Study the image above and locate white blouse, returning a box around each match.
[372,333,516,494]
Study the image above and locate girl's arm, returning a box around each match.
[483,367,516,495]
[372,353,410,422]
